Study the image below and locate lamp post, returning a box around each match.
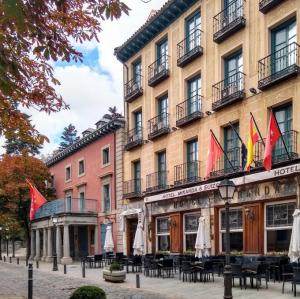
[218,178,236,299]
[0,226,2,261]
[51,216,58,271]
[5,228,9,257]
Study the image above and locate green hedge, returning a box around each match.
[69,286,106,299]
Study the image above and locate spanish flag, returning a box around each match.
[245,116,259,171]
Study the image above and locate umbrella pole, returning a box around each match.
[296,177,300,209]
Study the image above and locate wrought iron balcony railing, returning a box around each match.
[210,147,243,178]
[212,71,245,111]
[259,0,285,14]
[177,29,203,67]
[148,113,170,140]
[34,198,98,219]
[124,76,143,102]
[148,54,170,87]
[123,179,142,198]
[254,130,299,168]
[258,43,300,90]
[176,94,204,127]
[213,0,246,43]
[146,171,169,193]
[174,161,201,186]
[124,127,144,151]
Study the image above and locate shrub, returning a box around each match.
[109,261,121,272]
[69,286,106,299]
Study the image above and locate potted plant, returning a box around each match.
[69,286,106,299]
[103,261,126,283]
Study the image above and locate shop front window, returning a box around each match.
[156,217,170,251]
[220,208,243,252]
[266,202,295,252]
[184,213,200,251]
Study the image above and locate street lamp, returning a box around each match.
[51,216,58,271]
[218,178,236,299]
[0,226,2,260]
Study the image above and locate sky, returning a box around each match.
[0,0,166,156]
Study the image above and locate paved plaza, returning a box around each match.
[0,258,299,299]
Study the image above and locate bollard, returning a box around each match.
[64,264,67,274]
[26,259,28,267]
[136,274,140,288]
[82,260,86,278]
[36,260,39,269]
[17,257,19,265]
[3,256,6,262]
[28,262,33,299]
[9,256,12,263]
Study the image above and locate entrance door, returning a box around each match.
[243,204,263,254]
[126,218,138,256]
[101,224,106,253]
[170,214,181,253]
[78,226,88,257]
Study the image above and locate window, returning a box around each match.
[78,159,85,176]
[133,160,141,193]
[224,123,240,171]
[186,139,198,180]
[90,228,95,245]
[134,110,142,138]
[156,217,170,251]
[224,50,243,91]
[224,0,243,20]
[132,60,142,86]
[157,95,168,127]
[103,184,110,212]
[265,202,295,252]
[156,39,168,60]
[187,76,201,114]
[65,166,71,181]
[79,191,85,211]
[102,147,110,166]
[184,213,200,251]
[220,208,243,252]
[185,11,201,51]
[157,151,167,187]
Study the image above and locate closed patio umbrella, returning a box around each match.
[289,209,300,263]
[133,223,144,256]
[195,216,211,258]
[104,225,114,252]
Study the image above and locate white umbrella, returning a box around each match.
[195,216,211,258]
[133,223,144,256]
[289,209,300,262]
[104,225,114,252]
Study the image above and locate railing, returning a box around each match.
[34,198,98,219]
[210,147,242,177]
[148,113,170,138]
[212,71,245,109]
[123,179,142,197]
[174,161,201,185]
[146,171,168,192]
[124,75,143,100]
[148,54,169,82]
[124,127,143,149]
[176,94,203,126]
[258,43,300,89]
[213,0,245,41]
[177,29,202,62]
[259,0,285,13]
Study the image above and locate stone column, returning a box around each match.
[45,227,53,262]
[42,228,47,261]
[94,225,99,254]
[56,226,62,263]
[61,225,72,264]
[29,229,35,260]
[34,230,41,261]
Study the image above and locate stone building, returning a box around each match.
[30,118,124,263]
[115,0,300,255]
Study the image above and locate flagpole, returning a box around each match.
[271,110,292,161]
[228,121,244,144]
[210,130,235,171]
[250,112,265,147]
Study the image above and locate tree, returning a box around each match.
[59,123,80,150]
[0,0,129,145]
[0,154,55,258]
[103,106,123,120]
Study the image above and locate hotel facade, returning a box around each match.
[115,0,300,256]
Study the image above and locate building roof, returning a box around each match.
[114,0,198,63]
[46,118,124,167]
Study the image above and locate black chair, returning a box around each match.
[127,255,142,273]
[231,263,245,289]
[202,261,214,282]
[159,259,174,278]
[94,254,104,268]
[181,261,196,282]
[282,263,295,294]
[245,263,268,290]
[293,267,300,297]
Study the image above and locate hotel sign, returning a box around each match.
[144,163,300,204]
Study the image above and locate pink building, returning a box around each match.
[30,118,124,263]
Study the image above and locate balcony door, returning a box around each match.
[187,76,201,114]
[271,19,297,73]
[157,151,166,188]
[224,123,240,172]
[224,0,243,21]
[186,139,198,180]
[157,95,168,128]
[132,60,142,87]
[156,39,168,71]
[224,51,243,91]
[134,110,142,139]
[186,11,201,51]
[133,160,141,193]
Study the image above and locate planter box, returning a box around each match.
[103,269,126,283]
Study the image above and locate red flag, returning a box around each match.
[263,111,281,171]
[206,132,223,178]
[27,180,47,221]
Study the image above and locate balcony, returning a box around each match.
[254,130,299,168]
[123,179,142,199]
[34,198,98,219]
[124,127,144,151]
[258,43,300,90]
[177,30,203,68]
[209,147,243,178]
[213,0,246,43]
[124,76,143,102]
[176,95,204,127]
[148,55,169,87]
[259,0,285,13]
[146,171,169,193]
[174,161,201,186]
[212,72,245,111]
[148,113,170,140]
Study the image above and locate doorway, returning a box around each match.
[126,218,138,256]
